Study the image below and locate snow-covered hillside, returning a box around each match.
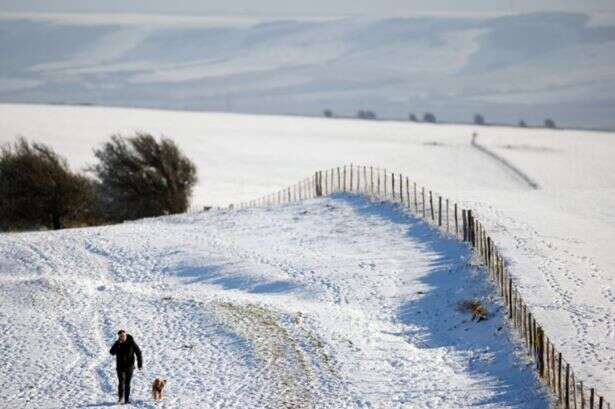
[1,102,613,403]
[0,195,549,408]
[2,11,615,127]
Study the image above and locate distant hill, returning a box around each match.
[1,11,615,128]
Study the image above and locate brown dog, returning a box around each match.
[152,378,167,401]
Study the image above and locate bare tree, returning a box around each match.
[423,112,436,123]
[474,114,485,125]
[409,113,418,122]
[91,133,197,222]
[0,138,99,230]
[357,110,377,120]
[544,118,556,129]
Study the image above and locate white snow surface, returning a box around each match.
[2,12,615,127]
[0,102,614,403]
[0,195,548,408]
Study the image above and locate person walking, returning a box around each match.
[110,329,143,404]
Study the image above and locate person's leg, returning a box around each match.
[117,369,125,402]
[124,367,134,403]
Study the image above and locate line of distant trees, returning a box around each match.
[323,109,557,129]
[0,133,197,231]
[410,113,557,128]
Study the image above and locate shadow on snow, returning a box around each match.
[332,193,549,408]
[172,261,300,294]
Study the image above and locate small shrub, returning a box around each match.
[457,299,488,322]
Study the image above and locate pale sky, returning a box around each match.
[1,0,614,15]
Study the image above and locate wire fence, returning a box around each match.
[224,163,611,409]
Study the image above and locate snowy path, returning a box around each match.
[0,195,548,408]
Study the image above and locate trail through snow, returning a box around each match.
[0,195,548,408]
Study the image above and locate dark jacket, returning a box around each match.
[110,334,143,370]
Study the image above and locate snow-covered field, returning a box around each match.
[0,195,548,408]
[2,11,615,127]
[1,102,614,403]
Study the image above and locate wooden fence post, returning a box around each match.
[500,256,505,297]
[313,175,316,198]
[429,191,435,221]
[581,381,585,409]
[572,373,578,409]
[528,314,534,358]
[484,229,488,262]
[370,166,374,194]
[357,166,361,192]
[384,169,387,196]
[414,182,418,212]
[486,236,491,266]
[477,224,482,254]
[391,172,395,199]
[467,210,474,245]
[336,167,340,192]
[559,353,563,403]
[544,335,551,390]
[508,278,513,319]
[399,173,403,203]
[324,170,328,195]
[590,388,595,409]
[377,169,381,195]
[446,199,449,233]
[538,326,545,378]
[462,209,467,241]
[567,364,571,409]
[406,177,410,209]
[422,187,426,217]
[311,176,314,198]
[552,342,557,393]
[466,209,474,247]
[350,164,354,191]
[455,203,459,237]
[438,196,442,227]
[491,247,497,281]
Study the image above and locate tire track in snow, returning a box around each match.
[212,302,349,409]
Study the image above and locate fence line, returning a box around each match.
[225,164,610,409]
